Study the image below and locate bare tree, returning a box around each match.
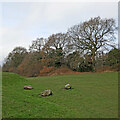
[67,16,117,69]
[44,33,67,51]
[29,38,47,52]
[42,33,67,67]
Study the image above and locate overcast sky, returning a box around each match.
[0,1,118,65]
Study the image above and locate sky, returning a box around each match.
[0,1,118,65]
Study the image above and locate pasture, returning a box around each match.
[2,72,118,118]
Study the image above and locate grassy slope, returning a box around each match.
[2,72,118,118]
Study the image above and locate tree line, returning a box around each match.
[2,16,120,76]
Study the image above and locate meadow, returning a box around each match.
[2,72,118,118]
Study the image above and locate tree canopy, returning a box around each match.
[2,16,119,76]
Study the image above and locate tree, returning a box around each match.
[67,16,117,70]
[95,51,107,69]
[43,33,67,67]
[43,33,68,55]
[17,52,43,77]
[2,47,27,72]
[45,33,67,50]
[66,51,93,72]
[29,38,47,52]
[106,48,120,66]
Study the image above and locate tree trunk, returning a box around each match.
[91,49,96,72]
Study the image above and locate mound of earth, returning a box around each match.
[39,66,76,76]
[48,66,75,76]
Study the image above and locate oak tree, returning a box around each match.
[67,16,117,69]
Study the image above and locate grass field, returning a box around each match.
[2,72,118,118]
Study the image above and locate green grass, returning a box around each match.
[2,72,118,118]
